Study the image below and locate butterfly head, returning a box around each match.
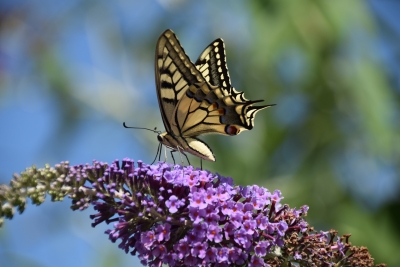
[157,132,166,143]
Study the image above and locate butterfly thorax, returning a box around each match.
[157,132,177,151]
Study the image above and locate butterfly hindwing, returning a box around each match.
[195,39,232,95]
[174,82,269,138]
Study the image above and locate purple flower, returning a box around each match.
[254,241,269,257]
[232,202,244,214]
[189,190,207,209]
[204,247,218,263]
[141,230,156,249]
[184,171,199,187]
[174,241,189,259]
[250,197,264,210]
[228,247,242,263]
[204,187,217,204]
[223,222,236,240]
[255,214,269,230]
[185,231,200,243]
[334,238,346,256]
[188,206,206,223]
[230,210,244,228]
[215,186,230,202]
[192,222,207,240]
[183,255,198,266]
[162,252,177,266]
[205,212,220,225]
[220,200,235,216]
[152,244,167,259]
[3,158,384,267]
[276,221,288,236]
[191,242,207,259]
[249,255,265,267]
[207,224,223,243]
[271,190,283,207]
[293,251,302,260]
[155,223,171,242]
[204,204,219,216]
[234,228,251,249]
[165,195,185,213]
[216,247,229,263]
[242,219,257,235]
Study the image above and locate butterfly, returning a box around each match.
[150,29,275,163]
[123,29,274,163]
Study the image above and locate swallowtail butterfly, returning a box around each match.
[154,29,274,162]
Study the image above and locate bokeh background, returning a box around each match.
[0,0,399,266]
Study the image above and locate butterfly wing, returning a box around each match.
[173,82,271,138]
[174,37,274,137]
[195,39,232,95]
[155,30,216,161]
[155,29,206,135]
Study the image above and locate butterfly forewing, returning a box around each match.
[155,30,206,134]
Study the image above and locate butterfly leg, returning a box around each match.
[172,149,190,166]
[184,153,191,166]
[175,146,185,179]
[200,159,203,170]
[176,146,185,165]
[151,143,162,164]
[170,150,176,165]
[164,145,168,162]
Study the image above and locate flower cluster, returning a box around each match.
[0,159,385,267]
[88,160,309,266]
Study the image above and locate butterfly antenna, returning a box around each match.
[124,122,162,164]
[123,122,161,134]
